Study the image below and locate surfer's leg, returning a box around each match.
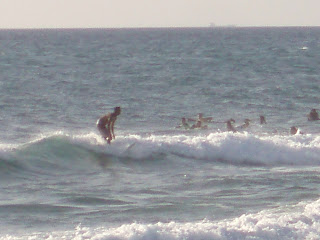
[98,126,111,141]
[106,133,112,144]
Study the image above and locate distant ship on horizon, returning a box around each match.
[208,22,237,28]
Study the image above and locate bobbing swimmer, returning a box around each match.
[226,118,237,133]
[238,119,250,129]
[260,115,267,124]
[191,120,208,129]
[308,109,320,121]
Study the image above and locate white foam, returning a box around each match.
[3,198,320,240]
[2,131,320,166]
[104,132,320,166]
[0,143,19,152]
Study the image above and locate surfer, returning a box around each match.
[226,119,237,133]
[308,109,320,121]
[97,107,121,144]
[260,115,267,124]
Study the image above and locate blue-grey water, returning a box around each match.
[0,27,320,239]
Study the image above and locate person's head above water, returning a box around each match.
[227,118,235,123]
[260,115,266,124]
[308,109,319,121]
[290,126,298,135]
[114,106,121,115]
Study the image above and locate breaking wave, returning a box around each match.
[0,130,320,178]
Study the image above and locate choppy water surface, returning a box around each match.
[0,27,320,239]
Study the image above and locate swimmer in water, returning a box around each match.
[97,107,121,144]
[260,115,267,124]
[290,126,304,135]
[226,119,237,133]
[176,117,191,129]
[308,109,320,121]
[290,126,298,135]
[238,119,250,129]
[191,120,208,129]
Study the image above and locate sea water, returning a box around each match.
[0,27,320,239]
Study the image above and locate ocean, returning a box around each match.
[0,27,320,239]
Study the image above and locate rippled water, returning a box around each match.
[0,27,320,239]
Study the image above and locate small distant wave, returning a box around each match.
[3,197,320,240]
[0,203,76,214]
[0,131,319,178]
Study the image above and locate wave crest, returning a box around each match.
[0,131,319,177]
[115,132,320,166]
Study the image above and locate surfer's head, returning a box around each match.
[114,106,121,115]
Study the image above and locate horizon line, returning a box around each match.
[0,25,319,31]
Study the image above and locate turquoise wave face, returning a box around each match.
[1,130,319,179]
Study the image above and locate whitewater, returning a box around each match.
[1,130,320,239]
[1,27,320,239]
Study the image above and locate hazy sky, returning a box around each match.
[0,0,319,29]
